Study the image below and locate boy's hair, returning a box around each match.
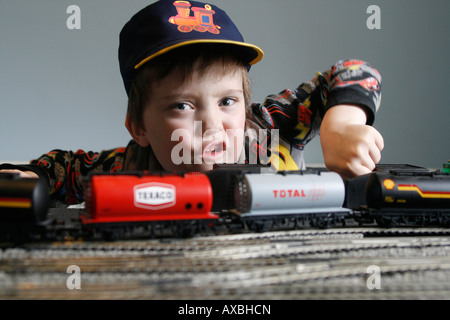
[127,44,251,129]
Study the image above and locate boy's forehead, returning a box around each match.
[152,64,245,94]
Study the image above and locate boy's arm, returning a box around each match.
[32,148,126,204]
[0,168,39,179]
[319,60,383,179]
[249,59,383,177]
[1,147,126,205]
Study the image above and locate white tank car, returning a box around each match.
[234,171,350,217]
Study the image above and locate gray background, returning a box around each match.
[1,0,449,169]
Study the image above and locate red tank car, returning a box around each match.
[82,172,217,225]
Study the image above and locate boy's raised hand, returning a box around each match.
[320,104,384,179]
[0,169,39,179]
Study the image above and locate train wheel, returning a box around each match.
[193,25,207,32]
[316,218,330,229]
[309,216,324,229]
[207,26,220,34]
[309,215,331,229]
[272,218,294,230]
[375,217,389,228]
[375,216,398,228]
[442,217,450,228]
[292,217,307,229]
[102,228,122,241]
[245,219,272,232]
[178,25,193,33]
[82,227,94,240]
[172,220,198,238]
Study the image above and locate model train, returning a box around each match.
[82,172,218,239]
[0,172,50,241]
[0,164,449,241]
[345,165,450,228]
[230,168,351,231]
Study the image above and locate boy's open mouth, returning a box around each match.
[202,140,226,161]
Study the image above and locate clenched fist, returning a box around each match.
[320,104,384,179]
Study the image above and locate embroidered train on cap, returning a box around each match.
[169,1,220,34]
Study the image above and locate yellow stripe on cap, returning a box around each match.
[134,39,264,70]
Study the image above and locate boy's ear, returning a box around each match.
[125,112,150,147]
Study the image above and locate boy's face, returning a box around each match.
[131,63,247,172]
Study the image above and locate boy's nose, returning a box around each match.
[198,107,223,134]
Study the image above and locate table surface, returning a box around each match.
[1,222,449,300]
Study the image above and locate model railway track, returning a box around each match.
[2,227,450,256]
[2,227,450,251]
[0,227,449,299]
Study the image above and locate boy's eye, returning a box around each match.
[171,103,193,111]
[219,97,236,107]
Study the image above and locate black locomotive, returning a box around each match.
[0,172,50,241]
[345,164,450,227]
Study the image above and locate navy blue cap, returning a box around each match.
[119,0,264,95]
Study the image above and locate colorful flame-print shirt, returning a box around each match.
[2,60,382,205]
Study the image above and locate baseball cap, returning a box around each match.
[119,0,264,95]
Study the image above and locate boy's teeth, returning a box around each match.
[206,144,222,153]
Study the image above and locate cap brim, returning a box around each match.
[134,39,264,70]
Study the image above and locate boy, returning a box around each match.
[0,0,383,205]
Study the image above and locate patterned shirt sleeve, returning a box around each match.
[249,59,382,151]
[30,147,126,204]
